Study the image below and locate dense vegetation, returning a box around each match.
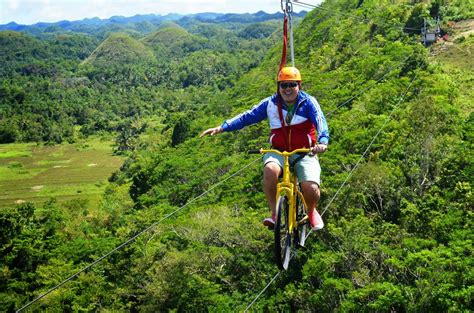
[0,13,285,145]
[1,0,473,311]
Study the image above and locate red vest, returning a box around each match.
[270,95,317,151]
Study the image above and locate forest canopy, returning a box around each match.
[0,0,472,311]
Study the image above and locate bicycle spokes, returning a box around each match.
[296,195,308,248]
[275,195,291,270]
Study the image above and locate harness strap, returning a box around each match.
[277,95,290,151]
[289,153,306,172]
[279,15,288,73]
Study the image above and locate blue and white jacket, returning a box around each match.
[221,91,329,151]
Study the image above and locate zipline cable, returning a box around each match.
[16,156,262,312]
[326,54,413,117]
[19,1,422,310]
[243,270,282,312]
[244,73,418,311]
[314,72,418,231]
[295,0,372,22]
[244,7,419,310]
[287,1,295,66]
[320,73,417,217]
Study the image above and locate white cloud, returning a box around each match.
[6,0,20,10]
[37,3,67,22]
[0,0,319,25]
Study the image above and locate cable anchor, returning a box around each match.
[281,0,293,14]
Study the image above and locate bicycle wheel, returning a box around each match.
[296,194,307,248]
[274,195,291,270]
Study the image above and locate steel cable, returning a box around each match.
[244,73,418,311]
[16,156,262,312]
[18,1,424,310]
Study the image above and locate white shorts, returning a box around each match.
[263,152,321,185]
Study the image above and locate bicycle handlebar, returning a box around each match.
[248,148,313,156]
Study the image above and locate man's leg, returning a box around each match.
[296,154,324,230]
[263,162,281,226]
[300,181,320,211]
[300,181,324,230]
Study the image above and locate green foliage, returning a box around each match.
[1,1,472,311]
[440,0,474,20]
[0,119,19,143]
[170,114,191,147]
[0,12,278,143]
[0,201,65,309]
[238,21,279,39]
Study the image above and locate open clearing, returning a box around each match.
[0,138,124,208]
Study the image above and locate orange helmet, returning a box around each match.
[277,66,302,82]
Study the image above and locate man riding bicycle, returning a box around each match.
[200,66,329,231]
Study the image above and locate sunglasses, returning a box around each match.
[280,82,299,89]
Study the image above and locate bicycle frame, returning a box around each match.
[258,148,311,232]
[249,147,314,269]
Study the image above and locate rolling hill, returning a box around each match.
[82,32,156,67]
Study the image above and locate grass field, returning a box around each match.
[0,138,124,208]
[431,20,474,118]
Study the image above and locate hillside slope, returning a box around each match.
[82,32,156,66]
[2,1,472,312]
[142,24,207,58]
[430,19,473,116]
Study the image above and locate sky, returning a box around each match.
[0,0,320,25]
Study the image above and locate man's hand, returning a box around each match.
[312,144,327,154]
[200,126,223,137]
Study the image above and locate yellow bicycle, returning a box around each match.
[249,148,312,270]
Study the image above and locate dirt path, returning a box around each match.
[449,19,474,40]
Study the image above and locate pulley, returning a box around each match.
[280,0,295,67]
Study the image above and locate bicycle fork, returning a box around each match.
[278,183,294,232]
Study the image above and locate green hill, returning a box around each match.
[142,23,189,46]
[0,15,278,144]
[0,31,49,76]
[82,32,156,67]
[142,24,207,57]
[0,30,41,56]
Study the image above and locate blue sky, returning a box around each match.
[0,0,320,25]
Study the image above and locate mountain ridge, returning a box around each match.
[0,11,307,33]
